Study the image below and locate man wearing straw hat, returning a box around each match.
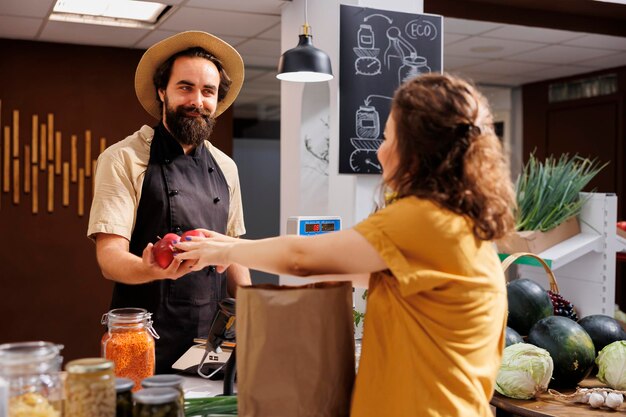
[88,31,250,373]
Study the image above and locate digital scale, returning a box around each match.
[286,216,342,236]
[172,340,234,374]
[282,216,343,286]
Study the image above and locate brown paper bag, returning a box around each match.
[237,281,355,417]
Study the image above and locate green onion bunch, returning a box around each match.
[185,396,237,416]
[515,153,606,232]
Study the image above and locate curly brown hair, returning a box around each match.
[387,73,516,241]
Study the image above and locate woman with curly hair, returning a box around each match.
[175,73,516,416]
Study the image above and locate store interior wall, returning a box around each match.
[0,39,234,362]
[232,138,280,285]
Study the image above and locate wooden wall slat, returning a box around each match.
[85,130,92,178]
[71,134,77,183]
[12,110,19,158]
[40,123,46,171]
[100,137,106,154]
[47,164,54,213]
[31,114,38,164]
[55,131,62,174]
[92,159,97,195]
[62,162,69,207]
[24,145,30,194]
[47,114,54,161]
[12,159,19,204]
[3,126,9,192]
[32,166,38,214]
[78,167,84,216]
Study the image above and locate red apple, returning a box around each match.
[617,221,626,232]
[152,233,180,269]
[181,229,204,240]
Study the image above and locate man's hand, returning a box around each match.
[96,233,195,285]
[141,241,196,280]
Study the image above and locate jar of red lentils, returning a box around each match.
[101,308,159,391]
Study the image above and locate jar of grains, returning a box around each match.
[115,378,134,417]
[65,358,115,417]
[133,387,182,417]
[101,308,158,390]
[0,341,64,417]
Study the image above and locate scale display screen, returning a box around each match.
[304,223,336,233]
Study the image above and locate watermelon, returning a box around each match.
[507,278,553,335]
[528,316,595,388]
[578,314,626,353]
[505,326,524,347]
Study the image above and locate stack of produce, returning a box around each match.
[500,275,626,400]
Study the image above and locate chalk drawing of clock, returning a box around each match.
[355,56,382,76]
[349,149,382,173]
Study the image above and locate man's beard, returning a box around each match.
[164,96,216,148]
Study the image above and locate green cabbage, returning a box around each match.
[495,343,554,399]
[596,340,626,390]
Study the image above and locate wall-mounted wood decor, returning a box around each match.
[0,103,109,217]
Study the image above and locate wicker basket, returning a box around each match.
[501,252,560,294]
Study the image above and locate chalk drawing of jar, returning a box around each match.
[356,106,380,139]
[358,24,375,49]
[398,52,431,85]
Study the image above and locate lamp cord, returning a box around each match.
[304,0,308,26]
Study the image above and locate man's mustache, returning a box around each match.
[178,106,212,118]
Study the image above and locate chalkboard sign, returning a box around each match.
[339,5,442,174]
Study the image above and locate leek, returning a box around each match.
[185,396,237,416]
[515,153,606,232]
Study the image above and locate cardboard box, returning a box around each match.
[496,216,580,254]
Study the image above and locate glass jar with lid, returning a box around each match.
[141,375,184,411]
[0,341,64,417]
[115,378,134,417]
[133,387,182,417]
[65,358,115,417]
[101,308,159,391]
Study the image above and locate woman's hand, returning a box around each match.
[193,229,237,243]
[174,230,232,273]
[141,242,196,279]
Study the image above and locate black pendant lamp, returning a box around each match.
[276,0,333,82]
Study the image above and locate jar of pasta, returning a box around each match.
[65,358,115,417]
[0,341,64,417]
[133,387,182,417]
[101,308,158,391]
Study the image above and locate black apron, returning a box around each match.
[110,123,230,374]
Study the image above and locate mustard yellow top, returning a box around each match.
[352,197,507,417]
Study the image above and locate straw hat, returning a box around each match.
[135,31,244,119]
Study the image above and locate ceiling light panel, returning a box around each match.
[53,0,167,23]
